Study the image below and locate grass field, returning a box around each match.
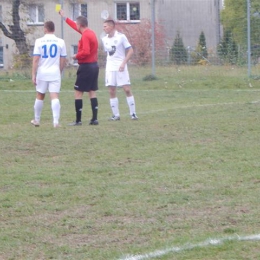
[0,65,260,259]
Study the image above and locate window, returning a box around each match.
[71,4,88,20]
[115,2,140,21]
[0,46,3,68]
[28,5,44,24]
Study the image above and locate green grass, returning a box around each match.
[0,65,260,259]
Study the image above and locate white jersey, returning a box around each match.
[102,31,131,71]
[33,34,67,81]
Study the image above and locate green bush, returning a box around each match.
[170,31,188,65]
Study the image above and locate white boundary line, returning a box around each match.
[138,101,246,115]
[118,234,260,260]
[0,89,257,115]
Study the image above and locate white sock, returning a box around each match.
[51,98,60,125]
[110,97,120,116]
[34,99,44,122]
[127,96,136,115]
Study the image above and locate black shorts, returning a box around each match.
[74,62,99,92]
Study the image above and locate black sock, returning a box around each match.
[75,99,83,123]
[90,98,98,121]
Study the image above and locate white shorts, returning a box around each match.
[36,79,61,94]
[105,70,131,87]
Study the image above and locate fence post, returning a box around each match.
[151,0,156,76]
[247,0,251,78]
[60,0,64,39]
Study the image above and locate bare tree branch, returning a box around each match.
[0,22,13,38]
[0,0,30,67]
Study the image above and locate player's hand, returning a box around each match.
[32,76,36,86]
[119,64,125,72]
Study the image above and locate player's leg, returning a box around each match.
[123,85,138,119]
[88,90,99,125]
[118,70,138,120]
[88,63,99,125]
[31,80,47,126]
[106,71,120,120]
[50,93,60,127]
[73,90,84,125]
[109,86,120,120]
[69,64,87,126]
[49,80,61,128]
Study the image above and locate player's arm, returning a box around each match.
[60,41,67,72]
[60,57,66,73]
[119,46,133,71]
[124,46,134,64]
[32,55,40,85]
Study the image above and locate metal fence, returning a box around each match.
[0,0,259,78]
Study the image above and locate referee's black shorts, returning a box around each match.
[74,62,99,92]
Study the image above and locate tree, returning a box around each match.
[251,45,260,65]
[116,19,166,65]
[217,29,238,65]
[170,31,187,65]
[221,0,260,61]
[0,0,30,66]
[192,31,208,64]
[198,31,208,59]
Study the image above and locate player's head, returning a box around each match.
[76,16,88,29]
[103,19,116,34]
[104,19,116,27]
[44,21,55,33]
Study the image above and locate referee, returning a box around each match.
[59,10,99,126]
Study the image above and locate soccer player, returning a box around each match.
[102,19,138,121]
[59,10,99,126]
[31,21,67,128]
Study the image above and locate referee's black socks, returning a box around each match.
[75,99,83,123]
[91,98,98,121]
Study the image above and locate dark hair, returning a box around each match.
[76,16,88,27]
[44,21,55,32]
[104,19,115,27]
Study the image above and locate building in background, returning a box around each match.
[0,0,223,69]
[157,0,224,54]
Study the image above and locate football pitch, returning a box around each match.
[0,66,260,259]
